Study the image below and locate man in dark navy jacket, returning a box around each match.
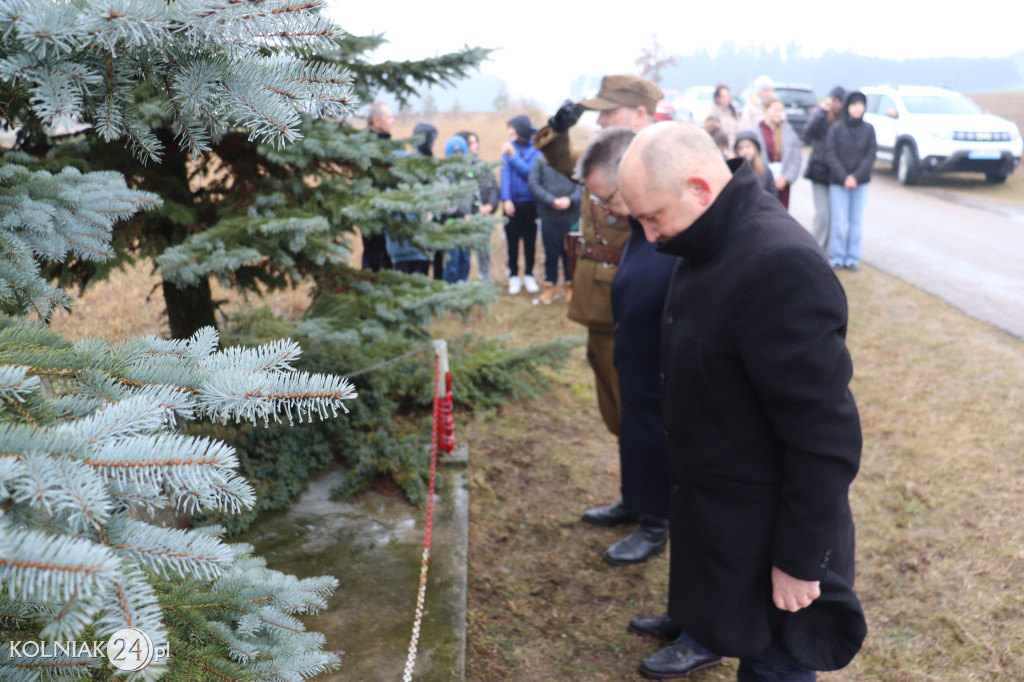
[618,122,863,681]
[574,127,676,565]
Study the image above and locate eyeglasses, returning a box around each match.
[590,187,619,209]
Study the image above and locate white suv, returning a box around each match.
[862,85,1022,185]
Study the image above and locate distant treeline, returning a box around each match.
[389,45,1024,115]
[651,43,1024,96]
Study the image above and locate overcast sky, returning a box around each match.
[328,1,1023,110]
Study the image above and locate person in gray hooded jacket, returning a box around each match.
[528,153,581,303]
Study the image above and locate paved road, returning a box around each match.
[788,171,1024,339]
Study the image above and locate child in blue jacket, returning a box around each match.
[500,115,540,295]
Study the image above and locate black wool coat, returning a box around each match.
[656,159,862,658]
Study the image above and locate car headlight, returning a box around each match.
[929,130,955,140]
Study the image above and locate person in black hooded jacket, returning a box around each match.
[824,91,876,271]
[802,86,846,252]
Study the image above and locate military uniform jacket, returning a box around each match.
[534,125,630,332]
[656,159,862,657]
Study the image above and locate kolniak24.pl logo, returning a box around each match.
[7,628,169,671]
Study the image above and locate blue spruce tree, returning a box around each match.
[0,0,362,678]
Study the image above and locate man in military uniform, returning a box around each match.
[534,75,666,563]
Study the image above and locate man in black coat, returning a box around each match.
[618,122,864,680]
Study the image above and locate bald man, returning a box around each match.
[618,123,864,681]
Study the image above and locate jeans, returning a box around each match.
[810,182,831,253]
[738,641,816,682]
[540,217,573,284]
[505,201,537,277]
[828,183,868,267]
[443,248,471,283]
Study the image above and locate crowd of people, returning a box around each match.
[361,73,873,680]
[701,76,877,269]
[360,73,876,291]
[531,74,868,682]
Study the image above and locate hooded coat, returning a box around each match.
[824,92,877,185]
[500,117,539,204]
[656,158,861,658]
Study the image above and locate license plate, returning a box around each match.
[968,150,1002,160]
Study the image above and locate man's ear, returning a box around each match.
[687,174,714,206]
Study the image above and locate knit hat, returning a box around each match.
[412,121,437,157]
[444,134,468,157]
[734,128,762,153]
[829,86,847,101]
[775,571,867,671]
[507,114,535,143]
[580,74,663,115]
[753,75,775,93]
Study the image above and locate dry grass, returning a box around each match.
[461,265,1024,681]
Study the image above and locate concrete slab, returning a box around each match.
[238,446,469,681]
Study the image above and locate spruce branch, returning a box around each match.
[0,525,121,601]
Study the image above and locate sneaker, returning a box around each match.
[508,276,522,295]
[523,275,540,294]
[532,282,558,305]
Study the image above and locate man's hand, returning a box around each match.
[503,200,515,217]
[549,99,585,133]
[775,176,788,191]
[501,141,516,157]
[772,566,820,612]
[552,196,571,211]
[844,175,858,189]
[479,204,494,216]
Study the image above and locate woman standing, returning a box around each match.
[825,90,877,270]
[803,86,846,251]
[528,153,581,304]
[754,98,802,209]
[456,130,500,281]
[707,84,740,148]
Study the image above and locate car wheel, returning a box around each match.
[985,172,1008,184]
[896,143,920,186]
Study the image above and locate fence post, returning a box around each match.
[432,340,454,453]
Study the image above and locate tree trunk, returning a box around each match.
[162,277,218,340]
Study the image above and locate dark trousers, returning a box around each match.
[738,641,816,682]
[361,233,392,272]
[505,201,537,277]
[540,217,573,284]
[394,260,430,275]
[431,250,445,280]
[679,634,815,682]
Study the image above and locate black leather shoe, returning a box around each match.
[628,614,682,642]
[639,642,724,679]
[603,518,668,566]
[581,500,640,527]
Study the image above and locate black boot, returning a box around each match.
[603,517,669,566]
[581,500,641,527]
[628,614,682,642]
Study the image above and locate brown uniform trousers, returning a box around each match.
[534,125,630,438]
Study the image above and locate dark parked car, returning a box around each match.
[774,84,818,138]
